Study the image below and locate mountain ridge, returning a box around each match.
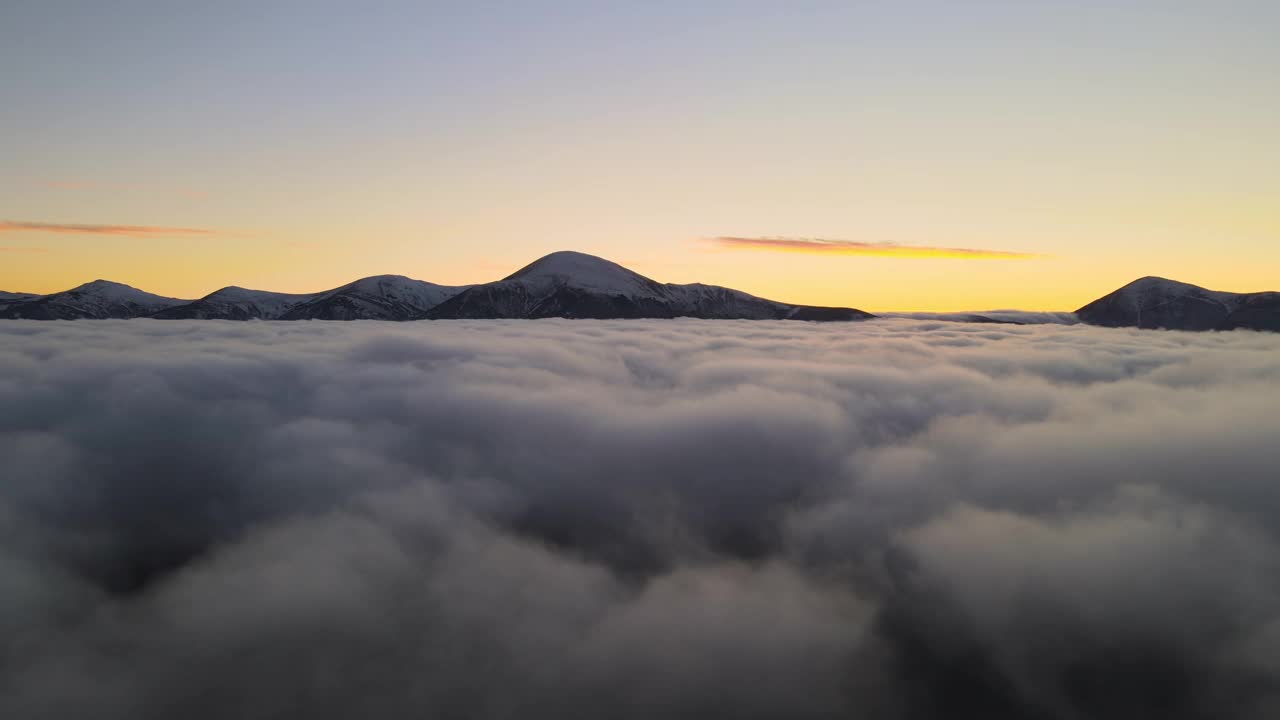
[0,251,872,322]
[7,263,1273,329]
[152,286,318,320]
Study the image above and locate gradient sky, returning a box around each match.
[2,0,1277,311]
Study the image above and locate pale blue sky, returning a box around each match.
[3,1,1277,308]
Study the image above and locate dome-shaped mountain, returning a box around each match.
[427,251,873,321]
[1076,276,1280,331]
[153,286,317,320]
[501,251,671,297]
[281,275,472,320]
[0,280,188,319]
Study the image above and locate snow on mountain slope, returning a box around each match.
[503,251,670,298]
[664,282,794,320]
[281,275,471,320]
[428,251,874,321]
[1076,276,1278,331]
[0,280,188,319]
[1225,291,1280,331]
[154,276,470,321]
[154,286,317,320]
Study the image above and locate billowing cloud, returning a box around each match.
[0,319,1277,719]
[0,220,222,238]
[714,236,1044,259]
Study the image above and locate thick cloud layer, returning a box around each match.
[1,318,1278,719]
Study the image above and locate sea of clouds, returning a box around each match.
[2,318,1279,719]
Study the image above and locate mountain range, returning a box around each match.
[3,254,1275,331]
[0,251,872,322]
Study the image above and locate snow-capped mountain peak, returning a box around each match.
[152,285,320,320]
[280,275,471,320]
[204,286,282,302]
[503,251,667,298]
[68,279,167,301]
[1121,276,1229,298]
[0,279,188,319]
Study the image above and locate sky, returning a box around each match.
[2,0,1277,311]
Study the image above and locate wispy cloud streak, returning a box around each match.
[0,220,223,238]
[40,180,98,190]
[714,236,1043,259]
[37,181,208,198]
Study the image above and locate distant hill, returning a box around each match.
[152,286,318,320]
[0,280,188,320]
[152,276,472,321]
[281,275,471,320]
[880,311,1079,325]
[1076,277,1280,331]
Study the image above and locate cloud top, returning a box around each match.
[0,319,1276,719]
